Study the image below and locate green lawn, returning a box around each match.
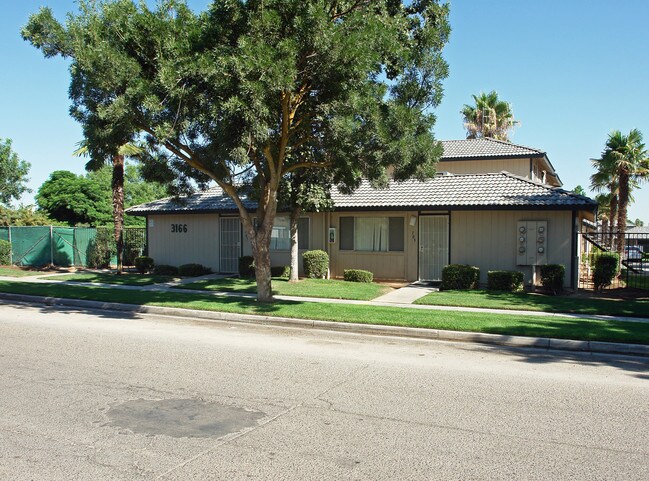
[178,277,392,301]
[52,272,177,286]
[415,289,649,318]
[0,267,49,277]
[0,281,647,344]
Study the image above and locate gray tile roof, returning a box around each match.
[440,138,545,160]
[329,172,595,210]
[126,186,256,215]
[127,172,597,215]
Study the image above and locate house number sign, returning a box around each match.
[171,223,188,233]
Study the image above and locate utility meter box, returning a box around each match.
[516,220,548,266]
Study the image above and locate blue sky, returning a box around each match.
[1,0,648,221]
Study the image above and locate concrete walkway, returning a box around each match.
[1,273,648,325]
[372,283,437,304]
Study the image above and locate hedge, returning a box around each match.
[303,250,329,278]
[134,256,154,274]
[271,265,291,278]
[540,264,565,295]
[344,269,373,283]
[0,240,11,265]
[238,256,255,278]
[487,270,524,292]
[178,263,212,277]
[440,264,480,290]
[153,264,179,276]
[593,253,619,291]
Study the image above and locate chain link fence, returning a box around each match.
[0,226,146,268]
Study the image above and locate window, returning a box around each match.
[339,216,404,252]
[270,217,310,251]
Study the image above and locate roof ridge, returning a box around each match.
[480,137,545,154]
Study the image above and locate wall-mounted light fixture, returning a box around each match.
[409,215,417,227]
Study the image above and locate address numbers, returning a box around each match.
[171,223,188,233]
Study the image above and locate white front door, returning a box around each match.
[419,215,449,281]
[220,217,241,273]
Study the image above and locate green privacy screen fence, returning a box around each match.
[0,226,146,267]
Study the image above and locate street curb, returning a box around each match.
[2,292,648,357]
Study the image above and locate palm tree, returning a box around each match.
[74,142,143,274]
[594,129,649,254]
[590,156,619,248]
[461,91,519,141]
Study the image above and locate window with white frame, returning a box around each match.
[339,216,404,252]
[270,216,310,251]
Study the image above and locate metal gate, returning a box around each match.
[418,215,449,281]
[220,217,241,273]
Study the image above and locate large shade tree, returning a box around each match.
[0,138,31,206]
[461,90,518,142]
[591,129,649,253]
[23,0,450,301]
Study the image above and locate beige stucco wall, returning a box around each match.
[147,214,220,271]
[327,211,419,280]
[450,210,574,286]
[440,157,531,177]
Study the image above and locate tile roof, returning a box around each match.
[329,172,595,210]
[126,186,256,215]
[127,172,597,215]
[440,138,545,160]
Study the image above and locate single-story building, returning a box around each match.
[127,138,597,288]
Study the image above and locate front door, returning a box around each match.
[419,215,449,281]
[220,217,241,273]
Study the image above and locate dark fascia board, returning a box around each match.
[127,208,241,216]
[439,153,546,162]
[328,204,597,212]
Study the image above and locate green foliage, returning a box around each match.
[303,250,329,279]
[593,253,619,290]
[134,256,154,274]
[86,228,115,268]
[122,228,146,265]
[178,263,212,277]
[153,264,179,276]
[540,264,565,295]
[441,264,480,290]
[0,205,52,226]
[487,270,524,292]
[239,256,255,278]
[0,240,11,265]
[572,185,586,196]
[461,91,518,141]
[0,138,31,206]
[23,0,451,299]
[271,265,291,278]
[344,269,373,283]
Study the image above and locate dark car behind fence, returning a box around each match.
[0,226,146,268]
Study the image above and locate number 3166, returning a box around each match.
[171,224,188,233]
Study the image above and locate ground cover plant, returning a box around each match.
[0,281,648,345]
[177,277,390,301]
[52,272,176,286]
[414,289,649,318]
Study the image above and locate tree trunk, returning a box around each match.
[252,239,273,301]
[289,207,301,282]
[616,170,629,256]
[609,194,618,249]
[112,154,125,274]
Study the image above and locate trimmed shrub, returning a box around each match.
[487,270,524,292]
[440,264,480,290]
[540,264,565,295]
[303,250,329,279]
[153,264,179,276]
[271,265,291,278]
[178,263,212,277]
[593,253,619,290]
[0,239,11,265]
[344,269,373,283]
[87,229,115,269]
[239,256,255,278]
[134,256,154,274]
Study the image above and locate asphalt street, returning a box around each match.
[0,302,648,480]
